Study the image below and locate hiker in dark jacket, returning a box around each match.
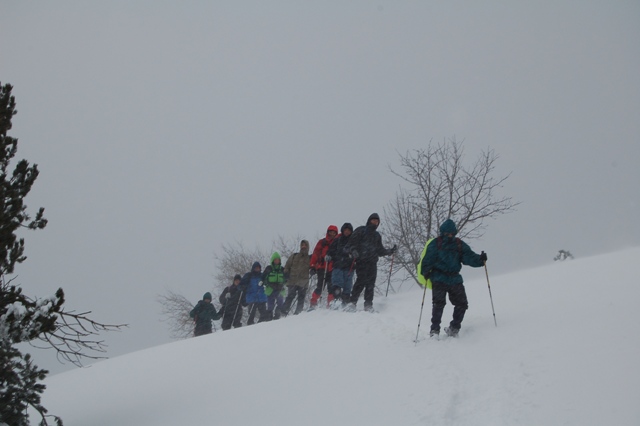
[189,292,223,336]
[420,219,487,337]
[241,262,268,325]
[263,252,287,321]
[309,225,339,309]
[344,213,396,312]
[219,274,244,330]
[282,240,312,315]
[327,223,355,307]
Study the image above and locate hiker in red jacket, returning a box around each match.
[309,225,338,309]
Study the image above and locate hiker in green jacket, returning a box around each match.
[420,219,487,337]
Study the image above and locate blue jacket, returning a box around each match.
[241,262,267,303]
[420,219,484,285]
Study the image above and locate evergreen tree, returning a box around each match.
[0,83,124,425]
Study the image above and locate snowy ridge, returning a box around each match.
[37,248,640,425]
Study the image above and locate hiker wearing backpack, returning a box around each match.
[219,274,244,330]
[309,225,339,309]
[344,213,396,312]
[189,292,223,336]
[282,240,312,315]
[263,252,287,320]
[419,219,487,337]
[326,222,355,307]
[241,261,268,325]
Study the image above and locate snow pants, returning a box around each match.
[331,268,354,303]
[283,285,307,315]
[266,293,285,320]
[349,261,377,308]
[221,305,243,330]
[247,302,267,325]
[430,281,469,332]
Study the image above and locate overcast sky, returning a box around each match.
[2,1,639,373]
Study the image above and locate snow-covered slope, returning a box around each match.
[37,248,640,426]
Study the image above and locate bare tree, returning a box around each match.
[157,290,195,339]
[383,138,519,289]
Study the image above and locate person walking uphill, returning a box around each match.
[189,292,223,336]
[344,213,396,312]
[282,240,312,315]
[241,262,268,325]
[420,219,487,338]
[263,252,286,321]
[219,274,244,330]
[309,225,338,309]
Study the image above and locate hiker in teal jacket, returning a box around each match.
[420,219,487,337]
[189,292,223,336]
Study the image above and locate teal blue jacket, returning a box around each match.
[420,219,484,285]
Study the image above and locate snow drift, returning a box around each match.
[36,248,640,425]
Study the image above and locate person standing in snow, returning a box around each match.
[219,274,244,330]
[263,252,287,320]
[282,240,312,315]
[189,292,223,336]
[309,225,339,309]
[241,261,268,325]
[419,219,487,337]
[326,222,355,308]
[344,213,396,312]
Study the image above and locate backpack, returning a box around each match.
[416,237,462,289]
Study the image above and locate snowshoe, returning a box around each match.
[343,303,357,313]
[444,327,459,337]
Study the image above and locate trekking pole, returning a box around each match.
[484,263,497,327]
[414,280,429,345]
[385,253,395,297]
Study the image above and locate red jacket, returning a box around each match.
[310,225,338,272]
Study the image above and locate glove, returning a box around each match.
[324,255,331,262]
[309,268,316,277]
[480,251,488,262]
[350,250,359,259]
[225,293,231,299]
[258,281,264,287]
[389,244,397,255]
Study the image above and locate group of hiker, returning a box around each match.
[190,214,487,339]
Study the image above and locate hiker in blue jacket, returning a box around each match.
[241,261,268,325]
[420,219,487,337]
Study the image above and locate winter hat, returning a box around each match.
[233,274,242,282]
[341,223,353,233]
[326,225,339,235]
[439,219,458,236]
[203,292,213,301]
[366,213,380,228]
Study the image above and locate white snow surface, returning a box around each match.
[37,248,640,426]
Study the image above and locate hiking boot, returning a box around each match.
[344,303,357,313]
[429,329,440,338]
[444,327,459,337]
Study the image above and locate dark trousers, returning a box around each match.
[430,281,469,332]
[349,261,377,308]
[313,268,332,295]
[283,285,307,315]
[247,302,267,325]
[221,305,243,330]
